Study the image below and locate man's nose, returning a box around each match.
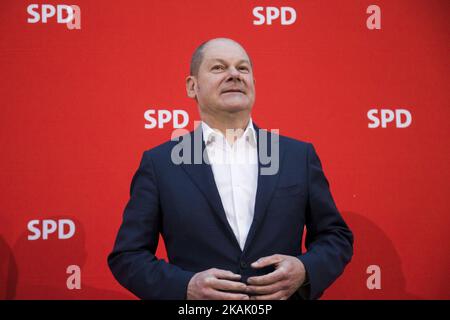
[226,67,242,81]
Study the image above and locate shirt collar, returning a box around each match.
[201,118,257,147]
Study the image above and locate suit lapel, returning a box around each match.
[178,123,284,254]
[179,126,242,250]
[243,124,284,254]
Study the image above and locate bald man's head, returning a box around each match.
[185,37,256,118]
[189,38,253,76]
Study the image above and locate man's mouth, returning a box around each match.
[222,89,245,94]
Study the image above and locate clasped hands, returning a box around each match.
[187,254,306,300]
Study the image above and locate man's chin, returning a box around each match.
[219,97,252,113]
[221,104,251,113]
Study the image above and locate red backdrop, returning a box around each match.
[1,0,449,299]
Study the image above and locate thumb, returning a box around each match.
[251,254,283,268]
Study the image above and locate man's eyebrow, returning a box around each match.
[208,58,251,65]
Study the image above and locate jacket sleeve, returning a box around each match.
[297,143,354,299]
[107,151,195,299]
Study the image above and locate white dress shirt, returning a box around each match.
[202,119,258,250]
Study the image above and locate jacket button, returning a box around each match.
[240,261,248,269]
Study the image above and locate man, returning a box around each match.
[108,38,353,300]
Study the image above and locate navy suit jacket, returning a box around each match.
[108,125,353,300]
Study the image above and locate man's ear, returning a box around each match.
[186,76,197,99]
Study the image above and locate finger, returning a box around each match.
[246,282,281,295]
[251,254,284,269]
[208,289,250,300]
[211,269,242,280]
[247,267,286,286]
[211,279,248,293]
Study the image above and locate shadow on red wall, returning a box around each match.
[323,211,421,299]
[1,216,130,299]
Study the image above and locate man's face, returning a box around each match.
[188,40,256,115]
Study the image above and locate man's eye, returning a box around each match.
[239,66,249,72]
[212,65,224,71]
